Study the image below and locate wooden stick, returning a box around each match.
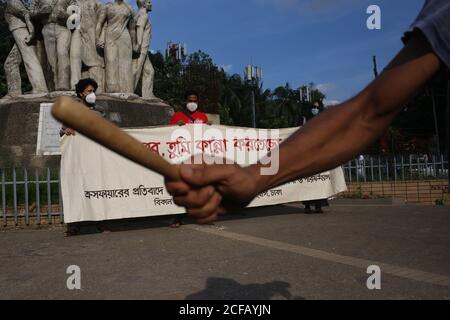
[52,96,180,181]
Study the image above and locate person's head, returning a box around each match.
[311,99,322,115]
[312,99,322,109]
[137,0,152,11]
[184,90,199,113]
[75,78,98,106]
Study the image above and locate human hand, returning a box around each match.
[165,162,261,224]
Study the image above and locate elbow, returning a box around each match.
[354,91,395,143]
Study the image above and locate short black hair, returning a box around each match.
[184,90,199,100]
[75,78,98,98]
[312,99,323,107]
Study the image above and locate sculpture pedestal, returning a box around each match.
[0,92,174,168]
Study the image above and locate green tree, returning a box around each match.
[151,51,183,108]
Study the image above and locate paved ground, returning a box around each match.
[0,199,449,300]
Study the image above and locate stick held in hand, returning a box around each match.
[52,96,180,181]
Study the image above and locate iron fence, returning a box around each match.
[1,167,63,227]
[343,154,448,183]
[1,154,448,226]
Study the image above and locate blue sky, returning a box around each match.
[132,0,425,104]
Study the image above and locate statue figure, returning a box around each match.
[133,0,155,99]
[32,0,73,91]
[4,0,48,96]
[96,0,138,93]
[70,0,105,91]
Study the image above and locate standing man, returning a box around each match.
[133,0,155,99]
[32,0,73,91]
[60,78,107,236]
[60,77,104,137]
[4,0,48,95]
[169,91,209,125]
[168,91,209,228]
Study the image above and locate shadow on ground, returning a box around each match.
[185,277,304,300]
[68,203,312,236]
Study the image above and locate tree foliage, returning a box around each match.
[152,50,327,128]
[0,1,446,154]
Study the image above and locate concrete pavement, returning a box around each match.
[0,199,449,299]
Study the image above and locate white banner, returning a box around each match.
[61,125,347,223]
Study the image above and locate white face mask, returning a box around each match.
[85,93,96,105]
[311,108,319,115]
[186,102,198,112]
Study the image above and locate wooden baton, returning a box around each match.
[52,96,180,181]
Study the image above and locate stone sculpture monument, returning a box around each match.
[4,0,48,96]
[2,0,158,97]
[133,0,155,99]
[0,0,169,168]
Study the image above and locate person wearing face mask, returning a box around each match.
[310,100,321,117]
[168,91,209,228]
[302,99,329,214]
[169,91,209,126]
[59,78,105,137]
[60,78,107,236]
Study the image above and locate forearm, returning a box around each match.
[252,95,388,192]
[250,32,441,193]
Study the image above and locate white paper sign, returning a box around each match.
[36,103,62,155]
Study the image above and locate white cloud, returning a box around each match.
[315,83,336,95]
[323,99,341,107]
[219,64,233,73]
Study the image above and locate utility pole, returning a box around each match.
[373,55,379,78]
[430,87,441,155]
[373,55,390,154]
[245,65,262,128]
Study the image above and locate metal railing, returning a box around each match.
[343,154,448,183]
[1,167,63,227]
[1,155,448,226]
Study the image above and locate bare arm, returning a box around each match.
[165,32,443,224]
[250,32,442,193]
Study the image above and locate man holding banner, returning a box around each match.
[168,91,209,228]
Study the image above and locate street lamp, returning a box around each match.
[245,65,262,128]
